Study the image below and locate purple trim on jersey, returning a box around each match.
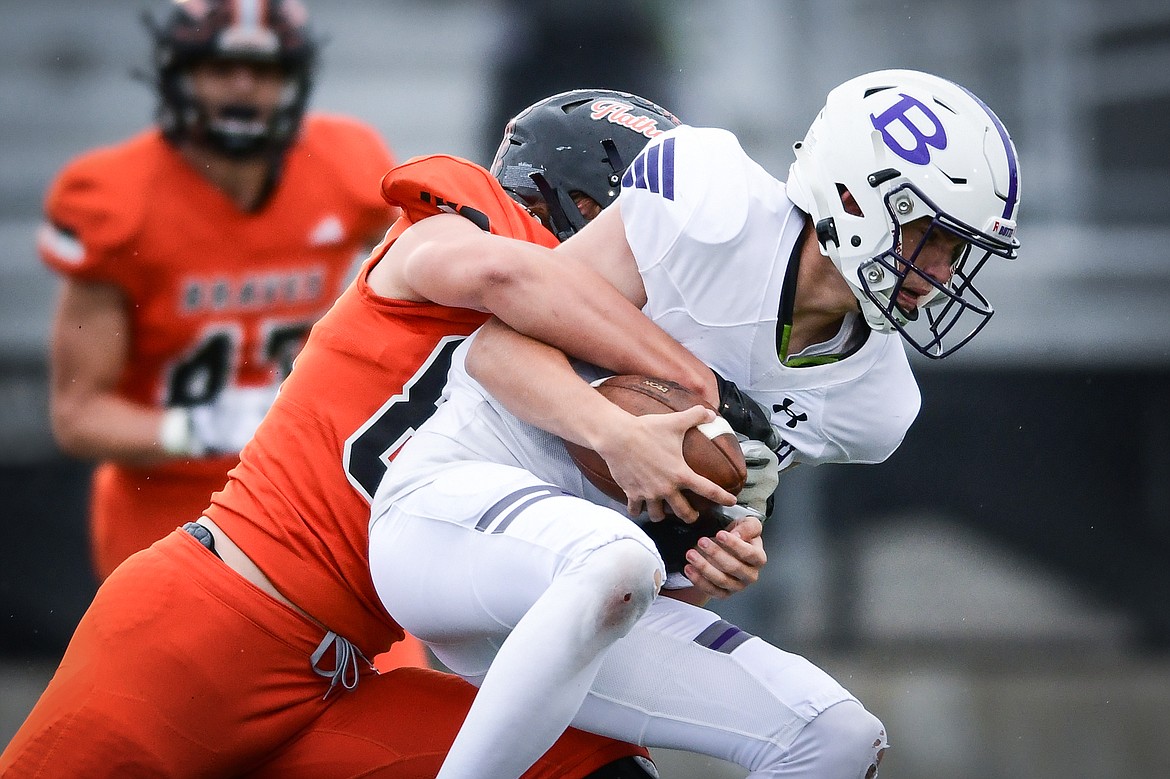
[956,84,1020,219]
[694,619,753,654]
[621,137,676,201]
[661,137,675,200]
[646,141,661,194]
[476,484,567,533]
[633,151,648,190]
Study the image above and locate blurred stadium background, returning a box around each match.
[3,1,1169,776]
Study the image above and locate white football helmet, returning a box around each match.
[786,69,1022,358]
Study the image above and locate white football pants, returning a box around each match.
[369,462,886,778]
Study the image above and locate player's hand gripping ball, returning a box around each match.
[563,376,748,574]
[563,375,747,515]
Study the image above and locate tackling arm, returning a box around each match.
[376,211,718,405]
[662,514,767,606]
[465,319,731,522]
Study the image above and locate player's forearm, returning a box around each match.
[406,217,716,403]
[466,320,631,449]
[51,391,175,465]
[480,252,716,407]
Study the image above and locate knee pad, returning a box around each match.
[576,538,663,636]
[787,700,888,778]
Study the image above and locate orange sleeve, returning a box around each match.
[36,136,152,286]
[380,154,560,249]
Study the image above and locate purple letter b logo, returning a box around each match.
[870,93,947,165]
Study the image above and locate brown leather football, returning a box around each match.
[563,375,747,514]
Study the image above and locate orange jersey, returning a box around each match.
[204,154,558,654]
[37,115,396,576]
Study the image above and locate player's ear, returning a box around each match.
[572,193,603,223]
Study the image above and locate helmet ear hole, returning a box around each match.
[837,185,864,217]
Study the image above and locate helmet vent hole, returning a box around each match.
[836,184,864,217]
[932,97,958,115]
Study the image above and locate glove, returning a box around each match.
[649,504,762,590]
[160,384,280,457]
[639,508,733,576]
[737,438,779,518]
[713,371,782,451]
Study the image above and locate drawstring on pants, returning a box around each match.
[310,631,372,699]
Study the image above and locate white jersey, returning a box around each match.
[620,125,920,469]
[368,125,893,777]
[379,125,920,508]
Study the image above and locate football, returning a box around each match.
[563,375,747,516]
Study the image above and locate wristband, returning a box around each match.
[159,407,197,456]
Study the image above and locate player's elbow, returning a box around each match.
[468,251,538,310]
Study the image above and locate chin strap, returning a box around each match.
[528,171,586,241]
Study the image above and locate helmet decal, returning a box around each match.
[869,93,948,165]
[218,0,281,56]
[588,100,671,140]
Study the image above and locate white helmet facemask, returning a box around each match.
[787,70,1022,359]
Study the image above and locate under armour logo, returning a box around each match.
[870,93,947,165]
[772,398,807,429]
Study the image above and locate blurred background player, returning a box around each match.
[35,0,429,672]
[3,87,750,777]
[36,0,429,671]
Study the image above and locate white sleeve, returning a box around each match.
[615,124,801,395]
[618,126,753,277]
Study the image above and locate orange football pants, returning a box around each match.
[0,529,647,778]
[89,463,431,670]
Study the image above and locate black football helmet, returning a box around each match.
[490,89,681,240]
[146,0,318,158]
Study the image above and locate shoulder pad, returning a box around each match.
[295,114,395,211]
[381,154,558,248]
[622,126,752,245]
